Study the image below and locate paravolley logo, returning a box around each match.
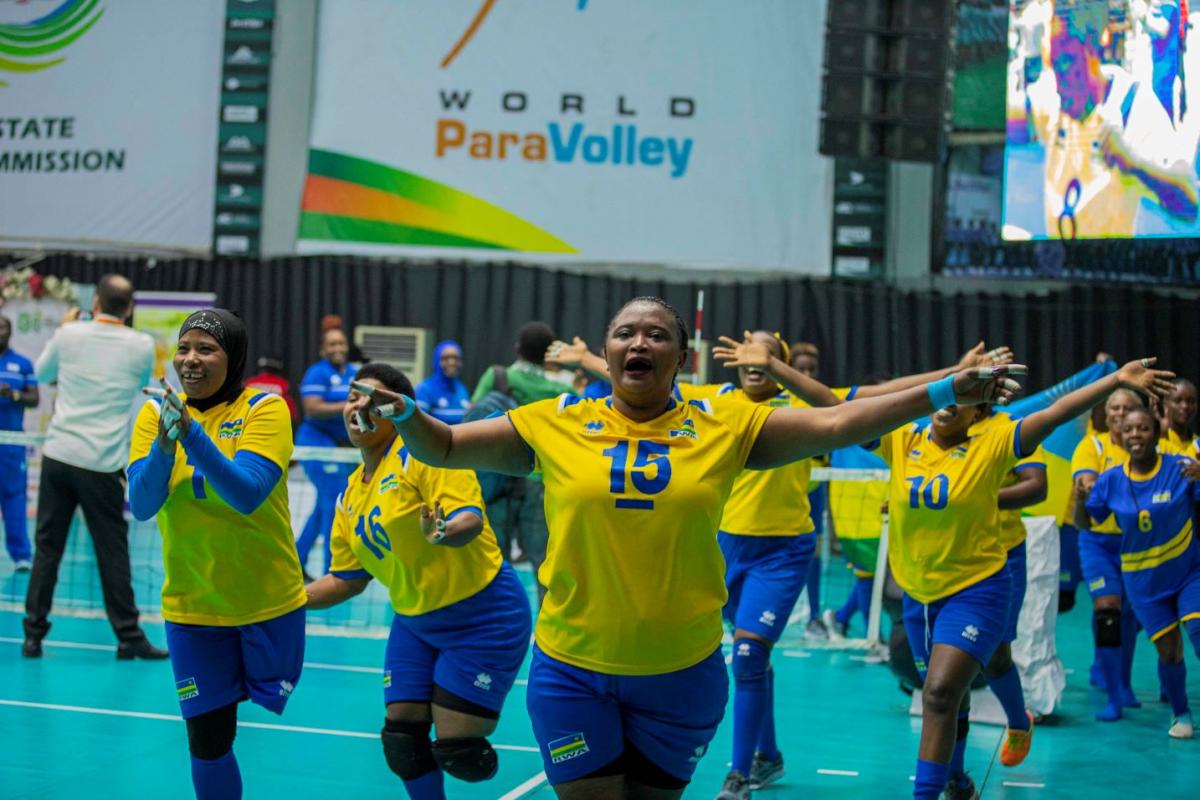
[0,0,107,88]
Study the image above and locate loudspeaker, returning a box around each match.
[819,0,955,163]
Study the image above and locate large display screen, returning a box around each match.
[1004,0,1200,239]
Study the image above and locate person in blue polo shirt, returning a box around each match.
[0,315,38,570]
[295,325,358,577]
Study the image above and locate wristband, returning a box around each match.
[379,396,417,423]
[927,374,957,411]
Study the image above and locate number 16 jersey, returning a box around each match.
[876,418,1024,604]
[508,394,772,676]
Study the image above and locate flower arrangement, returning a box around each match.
[0,267,79,304]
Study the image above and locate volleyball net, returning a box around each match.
[0,431,893,648]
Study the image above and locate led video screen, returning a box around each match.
[1005,0,1200,239]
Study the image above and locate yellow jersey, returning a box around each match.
[971,412,1048,551]
[717,388,814,537]
[508,394,772,675]
[673,381,733,403]
[877,418,1023,604]
[1160,428,1200,458]
[329,436,502,615]
[1070,433,1128,534]
[129,389,306,626]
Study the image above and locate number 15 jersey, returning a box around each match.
[876,418,1024,604]
[508,394,772,676]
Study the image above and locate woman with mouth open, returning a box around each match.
[304,362,532,799]
[127,310,307,800]
[352,296,1024,800]
[1077,406,1200,740]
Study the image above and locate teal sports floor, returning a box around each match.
[2,558,1200,799]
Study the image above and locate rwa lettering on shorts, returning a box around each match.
[176,677,199,701]
[548,732,590,764]
[434,90,697,179]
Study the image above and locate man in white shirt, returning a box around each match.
[22,274,167,660]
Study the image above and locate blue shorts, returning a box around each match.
[902,565,1012,678]
[1005,542,1028,642]
[719,532,815,642]
[1059,523,1083,591]
[385,562,531,714]
[526,645,727,785]
[1079,530,1124,600]
[165,605,306,719]
[1127,565,1200,643]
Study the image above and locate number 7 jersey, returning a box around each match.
[876,418,1024,604]
[508,394,772,676]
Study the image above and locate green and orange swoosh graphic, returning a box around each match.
[0,0,106,88]
[300,149,575,253]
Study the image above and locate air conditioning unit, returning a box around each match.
[353,326,431,384]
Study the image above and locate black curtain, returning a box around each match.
[11,253,1197,395]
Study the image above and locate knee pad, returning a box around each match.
[186,703,238,761]
[731,638,770,685]
[1058,588,1077,614]
[1095,608,1122,648]
[381,719,437,781]
[956,710,970,741]
[431,737,498,783]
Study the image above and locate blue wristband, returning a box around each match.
[927,375,957,411]
[387,396,417,423]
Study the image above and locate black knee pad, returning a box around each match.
[1059,588,1077,613]
[1096,608,1122,648]
[956,713,970,741]
[186,703,238,760]
[381,719,437,781]
[623,740,689,790]
[431,736,498,783]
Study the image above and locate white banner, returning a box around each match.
[0,0,224,252]
[299,0,832,272]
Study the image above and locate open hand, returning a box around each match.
[950,364,1027,406]
[957,341,1014,370]
[713,331,773,372]
[546,336,591,370]
[1115,358,1175,399]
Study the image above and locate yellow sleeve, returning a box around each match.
[1016,443,1048,471]
[239,394,294,471]
[875,426,905,465]
[507,396,562,471]
[129,399,161,465]
[725,398,773,468]
[329,492,366,576]
[1070,435,1102,478]
[987,417,1023,472]
[410,458,487,519]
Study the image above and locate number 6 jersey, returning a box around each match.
[507,394,772,676]
[875,418,1025,604]
[329,437,502,616]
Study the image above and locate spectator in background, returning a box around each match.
[23,275,167,660]
[320,314,367,365]
[0,315,38,570]
[245,356,299,428]
[415,339,471,424]
[470,321,566,605]
[790,341,820,378]
[295,326,358,578]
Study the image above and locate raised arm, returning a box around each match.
[1018,358,1176,456]
[853,342,1012,398]
[747,366,1023,469]
[712,335,842,407]
[547,337,611,382]
[356,382,533,475]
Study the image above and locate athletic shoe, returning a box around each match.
[716,770,751,800]
[21,637,42,658]
[822,609,847,640]
[13,559,31,572]
[748,752,784,789]
[116,639,169,660]
[1168,714,1194,739]
[942,773,979,800]
[999,711,1035,767]
[805,618,829,641]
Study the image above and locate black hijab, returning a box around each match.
[178,309,248,412]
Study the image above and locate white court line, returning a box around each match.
[1003,781,1046,789]
[780,649,813,659]
[0,699,540,752]
[497,771,549,799]
[816,768,860,777]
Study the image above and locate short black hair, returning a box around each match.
[607,296,689,348]
[96,274,134,317]
[355,362,415,400]
[516,321,555,364]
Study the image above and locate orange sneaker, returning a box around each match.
[1000,711,1035,767]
